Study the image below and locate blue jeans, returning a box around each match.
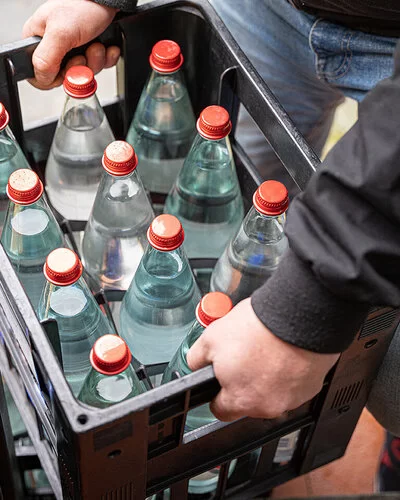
[211,0,398,192]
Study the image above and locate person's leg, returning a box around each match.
[210,0,344,194]
[211,0,397,191]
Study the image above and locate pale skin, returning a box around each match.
[23,0,340,421]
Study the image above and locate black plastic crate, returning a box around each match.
[0,1,399,499]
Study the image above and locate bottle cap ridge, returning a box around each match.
[7,169,43,205]
[0,102,10,131]
[44,248,83,286]
[90,335,132,375]
[149,40,184,73]
[196,292,233,327]
[63,66,97,98]
[147,214,184,251]
[197,105,232,140]
[253,180,289,216]
[103,141,138,176]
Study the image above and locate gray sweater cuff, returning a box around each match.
[251,249,370,354]
[93,0,137,11]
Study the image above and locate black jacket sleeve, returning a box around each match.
[252,41,400,354]
[93,0,136,11]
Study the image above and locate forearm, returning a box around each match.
[253,41,400,353]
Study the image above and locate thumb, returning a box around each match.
[31,28,74,87]
[186,334,212,372]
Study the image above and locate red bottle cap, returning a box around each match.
[253,180,289,216]
[63,66,97,99]
[196,292,233,328]
[7,169,44,205]
[149,40,184,73]
[102,141,138,176]
[197,105,232,140]
[44,248,83,286]
[90,335,132,376]
[147,214,184,251]
[0,102,10,131]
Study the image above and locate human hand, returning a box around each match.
[23,0,120,89]
[186,298,340,421]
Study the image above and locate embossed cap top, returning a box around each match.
[147,214,184,251]
[253,180,289,216]
[196,292,233,327]
[197,105,232,140]
[102,141,138,176]
[63,66,97,98]
[90,335,132,375]
[7,169,43,205]
[149,40,184,73]
[44,248,83,286]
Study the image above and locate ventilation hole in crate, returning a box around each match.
[364,339,378,349]
[331,380,364,409]
[77,414,88,425]
[107,449,122,459]
[359,309,399,339]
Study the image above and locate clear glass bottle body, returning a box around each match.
[82,170,154,290]
[210,208,288,304]
[78,364,146,409]
[1,197,64,310]
[120,245,201,365]
[45,94,115,221]
[162,321,237,495]
[164,135,244,259]
[0,126,31,235]
[126,70,196,195]
[162,320,215,430]
[37,278,114,396]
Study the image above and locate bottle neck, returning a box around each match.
[79,363,143,408]
[141,244,189,278]
[4,196,59,237]
[175,133,239,202]
[242,206,286,243]
[61,93,104,130]
[40,277,90,318]
[101,169,141,199]
[0,126,18,165]
[147,68,186,99]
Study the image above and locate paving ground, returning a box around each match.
[1,2,383,499]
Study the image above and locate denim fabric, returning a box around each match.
[210,0,397,192]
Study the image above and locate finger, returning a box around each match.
[105,46,121,68]
[186,334,212,372]
[86,43,106,75]
[31,28,75,87]
[65,55,87,70]
[22,14,45,39]
[210,389,244,422]
[26,73,64,91]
